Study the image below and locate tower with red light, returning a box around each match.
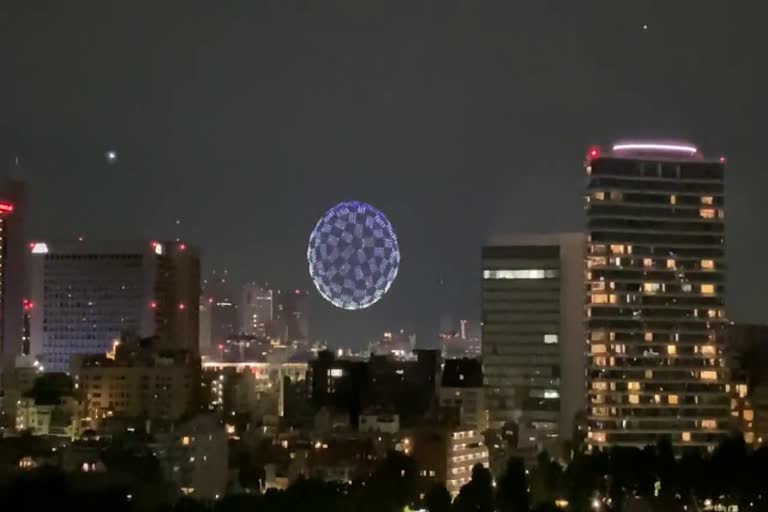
[0,179,26,373]
[584,140,728,451]
[28,239,200,371]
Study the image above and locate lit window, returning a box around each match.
[666,259,676,269]
[543,390,559,399]
[717,209,725,219]
[699,208,715,219]
[701,371,718,381]
[682,283,692,292]
[593,191,605,200]
[670,195,677,205]
[701,345,716,356]
[591,330,607,341]
[643,258,653,268]
[744,410,754,421]
[591,282,605,291]
[591,431,606,443]
[544,334,558,345]
[592,382,608,391]
[629,394,640,404]
[701,196,713,205]
[483,269,558,280]
[644,332,653,342]
[588,257,606,268]
[643,282,660,293]
[627,382,640,391]
[182,436,191,446]
[701,419,717,430]
[701,284,715,295]
[591,344,607,354]
[682,432,691,442]
[708,309,717,318]
[654,394,661,404]
[668,394,679,405]
[701,259,715,270]
[736,384,748,398]
[645,369,653,379]
[610,244,625,254]
[592,294,608,304]
[667,345,677,355]
[328,368,344,378]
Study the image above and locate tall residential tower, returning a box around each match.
[585,141,728,450]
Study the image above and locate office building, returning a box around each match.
[585,141,728,449]
[240,283,273,337]
[273,289,309,344]
[29,240,200,371]
[481,234,585,450]
[0,180,26,372]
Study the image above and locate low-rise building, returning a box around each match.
[439,358,488,432]
[154,414,229,499]
[74,337,200,429]
[15,373,82,440]
[411,425,489,497]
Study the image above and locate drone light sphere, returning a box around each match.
[307,201,400,310]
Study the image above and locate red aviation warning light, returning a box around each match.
[0,201,15,215]
[587,146,601,160]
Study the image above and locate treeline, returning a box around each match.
[3,435,768,512]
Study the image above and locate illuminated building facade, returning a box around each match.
[74,339,200,425]
[0,180,26,372]
[29,240,200,371]
[411,426,489,497]
[482,234,585,450]
[585,141,728,449]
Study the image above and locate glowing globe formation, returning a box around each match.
[307,201,400,310]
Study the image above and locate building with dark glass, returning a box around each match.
[481,234,584,451]
[585,141,728,449]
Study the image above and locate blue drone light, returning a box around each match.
[307,201,400,310]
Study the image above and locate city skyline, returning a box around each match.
[2,2,766,347]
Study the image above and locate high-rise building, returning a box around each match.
[0,180,26,372]
[203,272,239,347]
[29,240,200,371]
[273,289,309,344]
[240,283,273,337]
[481,234,585,450]
[585,141,728,450]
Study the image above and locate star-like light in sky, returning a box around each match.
[105,150,118,163]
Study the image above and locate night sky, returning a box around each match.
[1,1,766,347]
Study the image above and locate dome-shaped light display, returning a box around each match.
[307,201,400,310]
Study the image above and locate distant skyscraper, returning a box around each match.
[29,240,200,371]
[203,271,239,348]
[199,297,212,354]
[585,141,728,450]
[482,233,584,450]
[240,283,273,337]
[273,289,309,344]
[0,180,26,372]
